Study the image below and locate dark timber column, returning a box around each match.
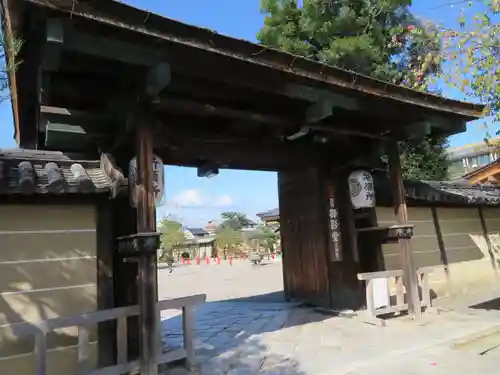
[388,141,421,317]
[327,170,363,310]
[136,111,158,375]
[112,149,140,360]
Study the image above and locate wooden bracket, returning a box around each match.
[145,62,171,97]
[43,18,64,71]
[305,99,333,123]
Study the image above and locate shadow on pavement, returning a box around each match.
[219,291,286,304]
[160,293,329,374]
[470,297,500,311]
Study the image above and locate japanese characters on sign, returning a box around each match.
[327,184,342,262]
[348,170,375,209]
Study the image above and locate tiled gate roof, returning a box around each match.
[0,149,113,195]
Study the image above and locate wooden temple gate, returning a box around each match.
[1,0,484,373]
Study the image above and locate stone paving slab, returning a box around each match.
[342,343,500,375]
[157,261,500,375]
[160,299,500,375]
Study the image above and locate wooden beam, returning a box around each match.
[160,139,322,170]
[308,124,387,140]
[63,29,166,66]
[285,83,360,110]
[467,161,500,184]
[155,97,294,126]
[41,105,115,121]
[155,97,393,140]
[44,122,105,151]
[487,175,500,183]
[42,18,64,71]
[387,142,421,318]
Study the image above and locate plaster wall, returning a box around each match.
[0,205,98,374]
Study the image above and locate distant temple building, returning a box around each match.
[447,137,500,179]
[256,208,280,230]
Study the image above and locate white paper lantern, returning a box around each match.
[129,155,165,207]
[348,170,375,209]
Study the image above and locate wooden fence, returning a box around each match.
[357,267,434,323]
[1,294,206,375]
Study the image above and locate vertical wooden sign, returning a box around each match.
[327,183,343,262]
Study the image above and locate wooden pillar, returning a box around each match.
[327,170,364,310]
[96,199,116,367]
[112,151,140,360]
[387,141,421,317]
[135,112,158,375]
[113,196,140,359]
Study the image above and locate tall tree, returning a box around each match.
[219,212,255,230]
[215,226,243,259]
[258,0,450,180]
[157,218,186,262]
[247,225,279,251]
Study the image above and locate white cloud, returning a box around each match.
[168,189,234,208]
[170,189,205,207]
[213,195,233,207]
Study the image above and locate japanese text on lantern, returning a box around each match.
[327,184,342,262]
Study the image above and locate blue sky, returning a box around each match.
[0,0,494,226]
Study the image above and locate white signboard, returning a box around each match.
[348,170,375,209]
[129,155,164,207]
[373,278,390,309]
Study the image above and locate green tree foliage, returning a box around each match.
[0,31,23,100]
[258,0,450,180]
[258,0,442,84]
[157,218,186,262]
[219,212,255,230]
[401,1,498,138]
[399,136,450,181]
[247,225,279,251]
[215,226,243,258]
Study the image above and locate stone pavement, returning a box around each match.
[160,299,500,375]
[157,262,500,375]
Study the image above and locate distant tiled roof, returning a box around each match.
[185,227,209,236]
[0,149,112,195]
[257,208,279,220]
[258,180,500,220]
[405,180,500,205]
